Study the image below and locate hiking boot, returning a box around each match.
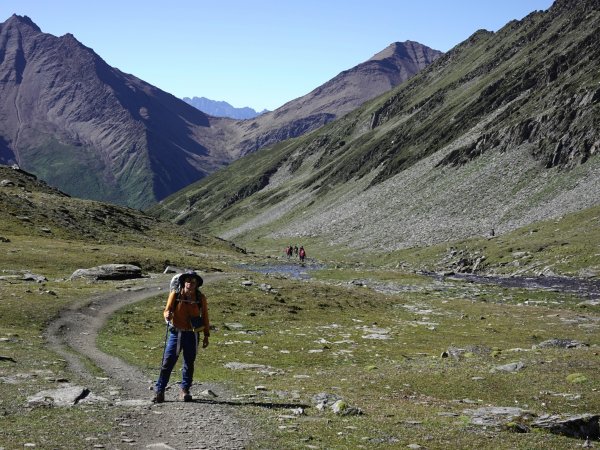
[152,391,165,403]
[179,388,192,402]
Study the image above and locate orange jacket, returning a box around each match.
[164,290,210,335]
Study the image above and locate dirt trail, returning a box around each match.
[45,273,253,449]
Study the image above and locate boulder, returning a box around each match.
[532,414,599,440]
[331,399,363,416]
[535,338,588,349]
[69,264,142,281]
[464,406,534,427]
[491,361,526,373]
[163,265,186,274]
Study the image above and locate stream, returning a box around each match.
[428,272,600,301]
[237,260,325,279]
[238,260,600,301]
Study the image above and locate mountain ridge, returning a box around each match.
[0,15,440,208]
[149,0,600,254]
[183,96,267,120]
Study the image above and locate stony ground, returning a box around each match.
[44,273,255,449]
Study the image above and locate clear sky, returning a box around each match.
[1,1,553,111]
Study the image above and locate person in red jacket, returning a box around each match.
[299,246,306,263]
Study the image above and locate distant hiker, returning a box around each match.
[294,245,299,256]
[153,270,210,403]
[299,246,306,263]
[286,244,293,258]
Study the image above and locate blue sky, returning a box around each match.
[1,1,553,111]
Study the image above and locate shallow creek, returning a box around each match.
[238,260,600,301]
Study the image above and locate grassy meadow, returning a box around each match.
[100,263,599,448]
[0,191,599,448]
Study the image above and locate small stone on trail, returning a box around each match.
[200,389,218,397]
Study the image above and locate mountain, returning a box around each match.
[182,96,266,120]
[150,0,600,254]
[0,15,440,209]
[0,163,234,252]
[227,41,442,158]
[0,14,234,209]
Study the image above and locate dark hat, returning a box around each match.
[179,270,203,287]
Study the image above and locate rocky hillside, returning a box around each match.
[150,0,600,254]
[0,14,439,209]
[0,15,238,209]
[0,164,225,249]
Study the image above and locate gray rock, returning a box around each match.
[535,338,589,349]
[224,362,271,371]
[362,333,392,340]
[23,272,47,283]
[491,361,526,373]
[331,399,363,416]
[464,406,533,427]
[312,392,341,407]
[26,385,108,407]
[532,414,599,439]
[200,389,218,397]
[69,264,142,281]
[163,265,186,274]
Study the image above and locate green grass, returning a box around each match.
[100,273,599,449]
[1,170,599,448]
[0,227,243,448]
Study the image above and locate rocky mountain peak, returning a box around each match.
[369,41,429,62]
[2,14,41,33]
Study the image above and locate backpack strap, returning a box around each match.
[173,289,202,305]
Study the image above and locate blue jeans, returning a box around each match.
[155,329,199,393]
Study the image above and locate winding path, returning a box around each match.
[45,273,253,449]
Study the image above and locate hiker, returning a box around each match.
[294,245,298,257]
[299,246,306,263]
[153,270,210,403]
[286,244,293,258]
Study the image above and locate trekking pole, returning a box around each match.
[157,320,170,376]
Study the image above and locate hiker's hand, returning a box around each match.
[202,336,209,348]
[163,310,172,321]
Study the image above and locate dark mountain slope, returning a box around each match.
[0,15,230,208]
[150,0,600,253]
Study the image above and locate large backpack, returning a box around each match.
[169,273,184,293]
[168,271,205,331]
[169,270,204,293]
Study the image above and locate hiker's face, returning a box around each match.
[184,278,196,285]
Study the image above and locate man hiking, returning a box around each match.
[153,270,210,403]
